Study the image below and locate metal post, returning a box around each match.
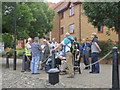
[13,2,17,70]
[47,50,60,85]
[112,47,119,89]
[6,53,9,68]
[51,50,55,68]
[21,52,26,72]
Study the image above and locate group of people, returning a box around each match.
[24,32,101,78]
[24,37,58,74]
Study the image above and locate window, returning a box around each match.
[60,12,64,19]
[98,26,103,33]
[70,6,74,16]
[69,24,74,34]
[60,27,64,35]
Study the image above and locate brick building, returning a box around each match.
[50,1,118,43]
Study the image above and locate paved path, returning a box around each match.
[0,57,2,90]
[1,57,120,88]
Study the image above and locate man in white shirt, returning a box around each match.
[51,38,58,49]
[54,33,75,78]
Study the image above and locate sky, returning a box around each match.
[47,0,61,3]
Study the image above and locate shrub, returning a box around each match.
[5,49,14,56]
[2,34,14,48]
[99,41,116,60]
[16,49,25,57]
[17,50,24,56]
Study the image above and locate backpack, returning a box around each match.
[67,38,78,54]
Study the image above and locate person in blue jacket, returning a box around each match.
[82,38,91,70]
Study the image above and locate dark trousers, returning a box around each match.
[83,53,90,66]
[25,55,31,71]
[91,53,100,73]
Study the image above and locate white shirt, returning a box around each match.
[61,41,71,52]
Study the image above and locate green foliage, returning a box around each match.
[2,34,13,48]
[82,2,120,42]
[27,2,55,38]
[5,49,14,56]
[2,2,35,40]
[17,49,24,56]
[99,41,115,60]
[2,2,55,40]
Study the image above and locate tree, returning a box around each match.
[27,2,55,38]
[82,2,120,44]
[2,2,35,40]
[2,2,55,40]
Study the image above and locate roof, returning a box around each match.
[57,2,71,13]
[49,0,82,11]
[49,3,56,9]
[57,1,81,13]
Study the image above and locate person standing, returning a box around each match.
[54,33,75,78]
[40,39,50,70]
[31,37,41,74]
[51,38,58,49]
[25,38,32,71]
[74,37,82,71]
[82,39,91,70]
[90,33,101,73]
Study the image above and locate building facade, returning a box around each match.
[50,1,118,43]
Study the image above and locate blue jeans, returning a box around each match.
[31,56,40,74]
[83,53,90,66]
[91,53,100,73]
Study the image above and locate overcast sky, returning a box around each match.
[47,0,61,3]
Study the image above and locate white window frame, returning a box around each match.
[69,24,74,34]
[70,6,74,16]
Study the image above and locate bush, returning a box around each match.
[2,34,14,48]
[5,49,14,57]
[98,41,114,60]
[17,49,24,57]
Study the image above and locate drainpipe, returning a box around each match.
[79,3,82,42]
[58,13,61,43]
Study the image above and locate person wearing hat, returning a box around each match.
[90,33,101,73]
[31,37,41,74]
[53,33,75,78]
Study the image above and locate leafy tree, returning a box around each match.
[2,2,55,40]
[27,2,55,38]
[82,2,120,44]
[2,2,35,40]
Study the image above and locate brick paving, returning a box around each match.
[1,57,120,88]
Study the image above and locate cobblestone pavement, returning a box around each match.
[0,57,2,90]
[1,57,120,88]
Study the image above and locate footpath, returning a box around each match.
[1,57,120,89]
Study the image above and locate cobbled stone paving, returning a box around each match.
[1,58,120,88]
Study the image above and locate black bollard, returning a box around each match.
[112,47,119,89]
[13,50,17,70]
[51,50,55,68]
[6,53,9,68]
[21,52,26,72]
[47,50,60,85]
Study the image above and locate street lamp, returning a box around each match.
[13,2,17,70]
